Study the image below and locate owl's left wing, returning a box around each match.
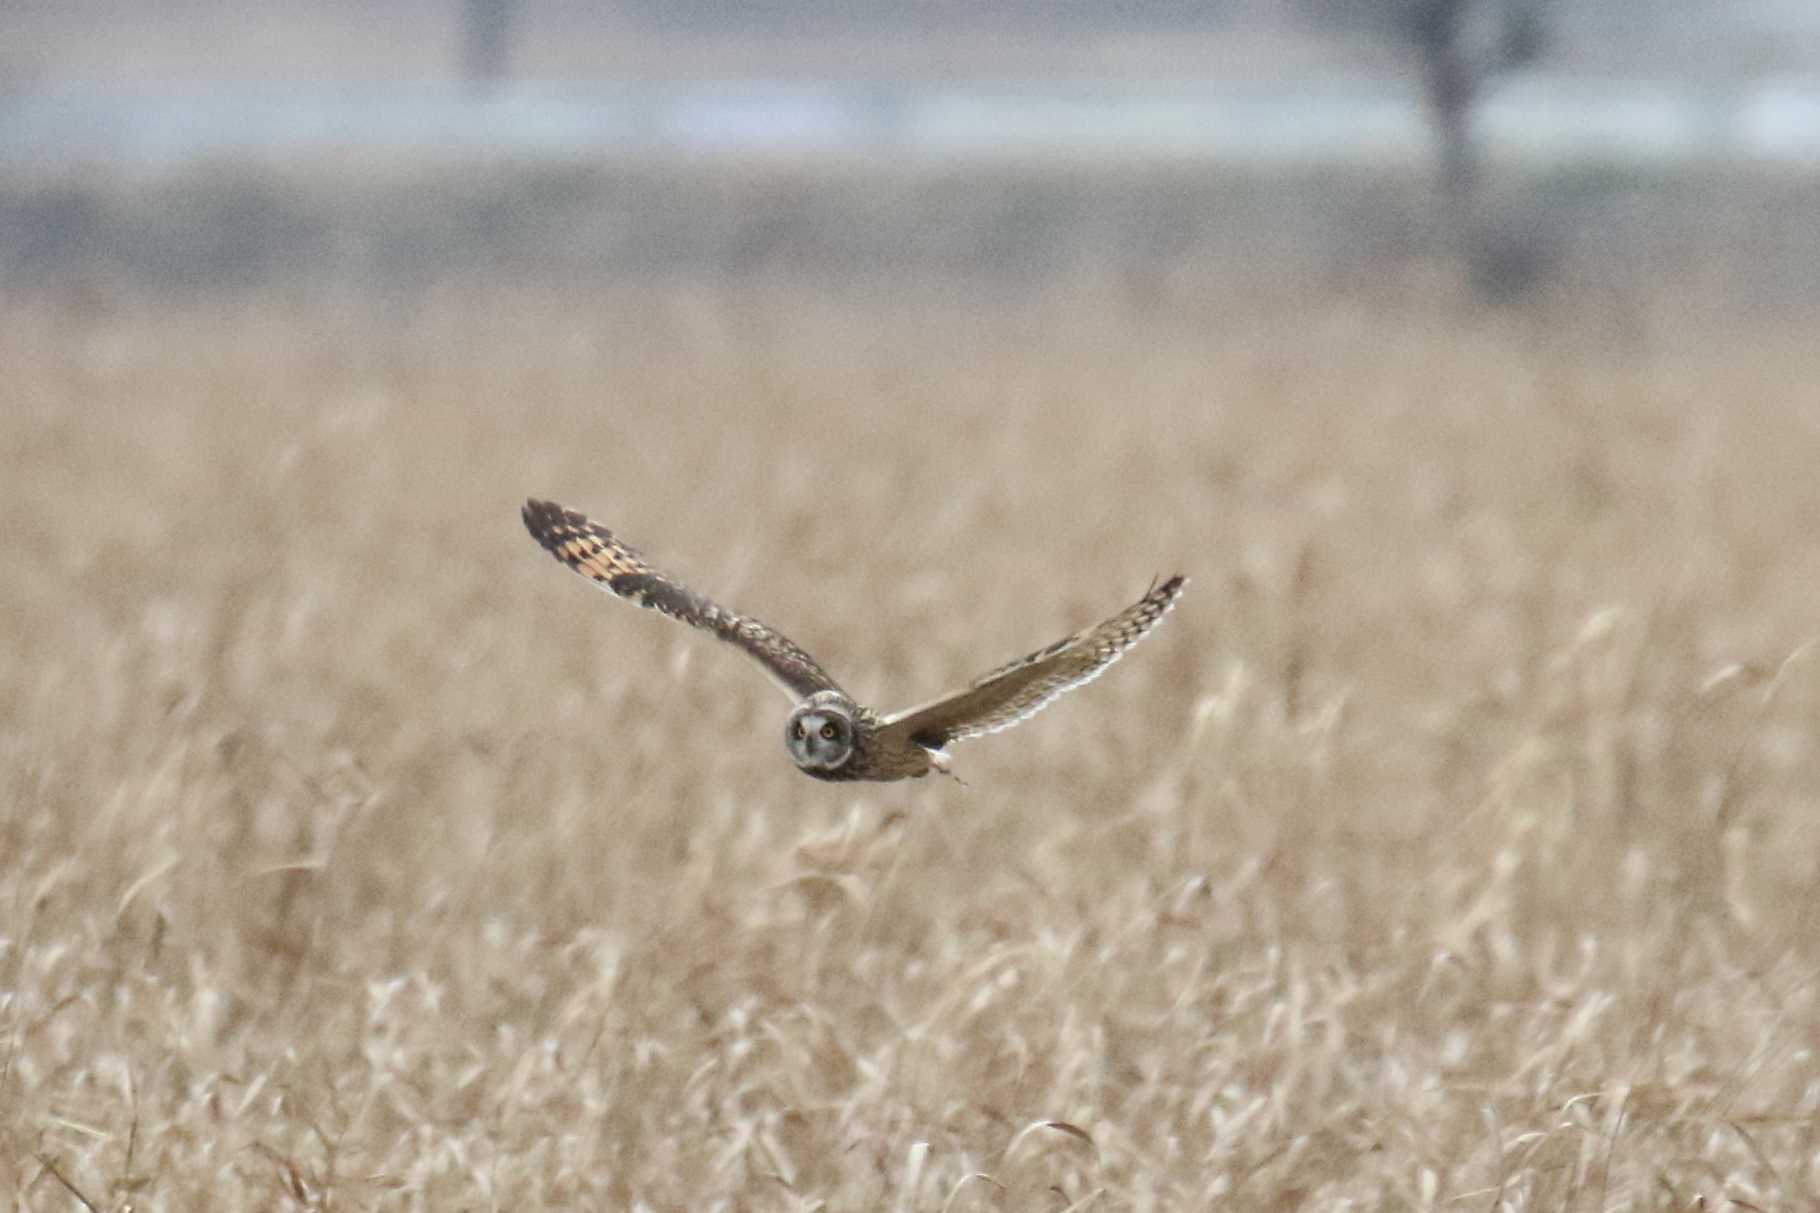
[875,574,1186,751]
[523,499,846,701]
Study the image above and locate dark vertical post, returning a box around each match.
[462,0,518,92]
[1404,0,1476,222]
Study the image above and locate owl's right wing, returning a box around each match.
[523,499,846,702]
[874,574,1186,751]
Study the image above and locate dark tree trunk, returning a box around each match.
[1393,0,1556,298]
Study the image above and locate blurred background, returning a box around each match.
[5,0,1819,303]
[9,4,1820,1207]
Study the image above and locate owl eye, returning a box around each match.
[792,721,806,740]
[820,723,838,741]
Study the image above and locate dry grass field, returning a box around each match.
[5,173,1820,1208]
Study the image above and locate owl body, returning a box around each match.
[523,499,1184,783]
[785,691,933,782]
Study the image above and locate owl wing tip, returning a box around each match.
[522,497,565,533]
[523,497,601,548]
[1143,573,1187,609]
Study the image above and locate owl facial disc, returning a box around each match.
[786,697,856,773]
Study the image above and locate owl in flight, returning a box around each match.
[523,499,1185,782]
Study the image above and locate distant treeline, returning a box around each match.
[611,0,1229,30]
[597,0,1522,34]
[5,161,1819,316]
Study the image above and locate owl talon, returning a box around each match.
[927,748,967,786]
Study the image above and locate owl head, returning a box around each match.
[785,691,857,774]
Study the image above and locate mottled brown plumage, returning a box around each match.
[522,498,841,701]
[523,498,1185,782]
